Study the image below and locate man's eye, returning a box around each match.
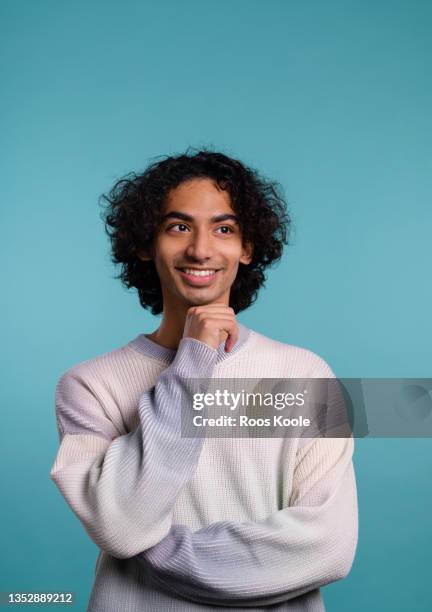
[216,226,234,234]
[168,223,189,232]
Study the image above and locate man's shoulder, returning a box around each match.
[53,340,149,438]
[55,336,149,389]
[247,327,336,377]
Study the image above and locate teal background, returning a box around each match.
[1,0,431,610]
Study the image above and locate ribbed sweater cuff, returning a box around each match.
[170,338,218,379]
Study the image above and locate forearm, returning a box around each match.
[136,437,358,607]
[50,338,217,559]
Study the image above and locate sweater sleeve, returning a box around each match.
[136,435,358,607]
[50,338,217,559]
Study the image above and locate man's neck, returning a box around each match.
[147,289,202,350]
[147,313,186,350]
[148,297,231,351]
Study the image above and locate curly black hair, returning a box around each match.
[99,148,291,315]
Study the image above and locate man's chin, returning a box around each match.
[185,296,220,307]
[181,291,227,307]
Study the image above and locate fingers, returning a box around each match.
[184,304,239,352]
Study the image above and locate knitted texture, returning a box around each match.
[50,323,358,611]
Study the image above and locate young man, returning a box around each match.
[50,150,358,611]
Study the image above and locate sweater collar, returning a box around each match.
[128,322,251,364]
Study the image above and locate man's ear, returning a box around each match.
[239,242,253,265]
[137,249,152,262]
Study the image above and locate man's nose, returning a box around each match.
[185,229,214,261]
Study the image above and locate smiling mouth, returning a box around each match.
[175,267,222,284]
[176,267,221,277]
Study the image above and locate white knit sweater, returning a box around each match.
[50,323,358,611]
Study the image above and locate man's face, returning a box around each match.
[139,178,252,311]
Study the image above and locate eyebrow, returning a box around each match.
[161,211,239,224]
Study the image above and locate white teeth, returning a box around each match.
[182,269,216,277]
